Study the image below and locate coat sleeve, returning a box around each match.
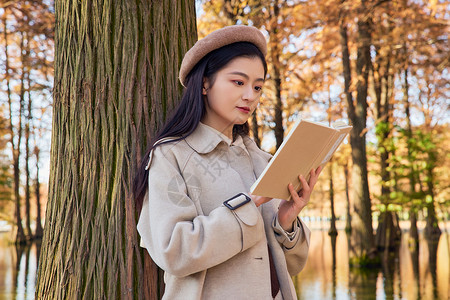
[136,145,265,277]
[272,215,311,275]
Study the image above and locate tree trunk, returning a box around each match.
[327,100,337,236]
[24,31,33,240]
[373,50,392,201]
[328,161,337,236]
[251,110,261,147]
[344,161,351,233]
[34,146,44,239]
[269,0,284,150]
[339,5,376,265]
[339,15,352,237]
[4,10,27,245]
[403,66,419,246]
[375,211,401,251]
[35,1,196,299]
[374,48,398,251]
[424,182,441,239]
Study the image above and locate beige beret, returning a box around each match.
[179,25,267,87]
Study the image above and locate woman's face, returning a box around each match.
[202,56,265,136]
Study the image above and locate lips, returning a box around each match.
[237,106,251,113]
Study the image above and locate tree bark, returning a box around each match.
[35,1,196,298]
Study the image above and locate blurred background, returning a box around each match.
[0,0,448,299]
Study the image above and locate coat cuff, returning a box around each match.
[272,215,301,249]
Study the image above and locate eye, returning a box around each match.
[254,86,263,92]
[233,80,244,86]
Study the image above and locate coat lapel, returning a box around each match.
[242,136,272,178]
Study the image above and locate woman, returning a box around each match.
[134,25,322,300]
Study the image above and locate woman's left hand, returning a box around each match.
[278,166,323,232]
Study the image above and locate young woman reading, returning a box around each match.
[134,25,322,300]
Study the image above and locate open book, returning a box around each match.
[250,119,352,201]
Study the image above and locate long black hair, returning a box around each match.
[133,42,268,211]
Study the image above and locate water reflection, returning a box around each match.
[0,233,39,300]
[0,229,448,299]
[294,228,449,300]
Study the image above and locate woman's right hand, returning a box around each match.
[249,194,272,207]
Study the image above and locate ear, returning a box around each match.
[202,78,210,95]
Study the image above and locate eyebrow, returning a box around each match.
[227,71,265,82]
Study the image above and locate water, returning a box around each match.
[0,233,40,300]
[294,227,449,300]
[0,228,448,299]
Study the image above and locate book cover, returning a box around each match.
[250,119,352,200]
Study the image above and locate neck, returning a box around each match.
[201,118,233,140]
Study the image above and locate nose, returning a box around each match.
[242,86,258,102]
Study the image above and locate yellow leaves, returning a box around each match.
[428,0,438,16]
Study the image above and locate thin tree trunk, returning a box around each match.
[24,31,33,240]
[251,110,261,147]
[327,97,337,236]
[374,48,400,251]
[339,17,353,237]
[403,65,419,244]
[269,0,284,150]
[420,81,441,240]
[34,146,44,239]
[344,161,351,233]
[424,172,441,239]
[35,1,196,298]
[4,10,27,245]
[328,161,337,236]
[340,2,376,264]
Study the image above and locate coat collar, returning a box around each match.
[185,122,230,154]
[185,122,273,177]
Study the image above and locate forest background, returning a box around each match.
[0,0,448,299]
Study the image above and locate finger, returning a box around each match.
[288,183,301,201]
[298,174,311,194]
[308,169,319,187]
[311,166,321,178]
[309,166,322,188]
[316,165,323,174]
[289,182,308,208]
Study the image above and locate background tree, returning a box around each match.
[0,105,13,221]
[1,0,55,243]
[2,3,27,244]
[35,0,197,298]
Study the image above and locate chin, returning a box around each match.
[234,119,248,125]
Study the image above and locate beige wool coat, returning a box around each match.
[137,122,311,300]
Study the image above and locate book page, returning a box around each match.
[250,119,352,200]
[321,133,347,164]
